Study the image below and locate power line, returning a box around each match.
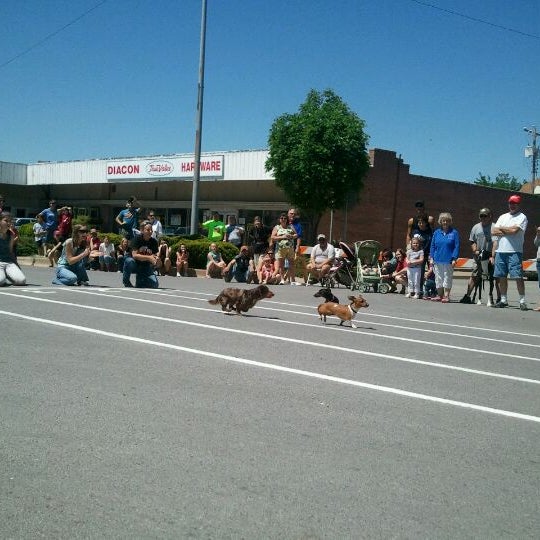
[409,0,540,40]
[0,0,108,69]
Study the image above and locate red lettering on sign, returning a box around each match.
[108,164,139,175]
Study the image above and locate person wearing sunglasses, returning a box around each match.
[51,224,90,286]
[492,194,528,310]
[459,208,500,306]
[0,212,26,286]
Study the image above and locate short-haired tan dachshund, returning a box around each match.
[317,295,369,328]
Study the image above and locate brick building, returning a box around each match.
[0,148,537,258]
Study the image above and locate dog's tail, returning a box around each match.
[208,296,220,305]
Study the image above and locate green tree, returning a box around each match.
[474,172,525,191]
[265,89,370,239]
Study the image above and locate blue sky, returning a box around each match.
[1,0,539,183]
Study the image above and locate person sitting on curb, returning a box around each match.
[122,222,160,288]
[306,234,335,285]
[223,245,256,283]
[257,248,280,284]
[88,229,101,270]
[175,243,189,277]
[423,263,437,299]
[206,242,226,278]
[390,248,408,293]
[98,236,116,272]
[157,238,172,276]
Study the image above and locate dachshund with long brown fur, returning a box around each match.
[209,284,274,315]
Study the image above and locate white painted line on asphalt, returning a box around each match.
[0,293,539,386]
[62,289,540,358]
[132,287,540,339]
[1,308,539,424]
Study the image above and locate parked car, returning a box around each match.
[162,226,191,236]
[14,217,37,229]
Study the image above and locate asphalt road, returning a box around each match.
[1,267,539,539]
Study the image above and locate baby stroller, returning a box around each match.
[325,241,357,288]
[353,240,391,293]
[314,241,356,288]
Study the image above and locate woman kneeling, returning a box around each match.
[52,224,91,286]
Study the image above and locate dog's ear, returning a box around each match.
[347,295,355,301]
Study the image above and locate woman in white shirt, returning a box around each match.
[98,236,116,271]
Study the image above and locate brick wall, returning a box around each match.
[318,149,539,259]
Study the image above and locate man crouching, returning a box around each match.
[122,222,161,288]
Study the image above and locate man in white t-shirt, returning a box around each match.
[307,234,335,284]
[492,194,528,310]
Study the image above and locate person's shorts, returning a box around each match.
[493,252,523,279]
[45,228,55,243]
[276,245,294,260]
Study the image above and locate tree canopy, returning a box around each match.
[265,89,370,237]
[474,172,525,191]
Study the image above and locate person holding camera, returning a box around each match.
[51,224,91,286]
[459,208,500,305]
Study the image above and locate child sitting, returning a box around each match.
[423,264,437,299]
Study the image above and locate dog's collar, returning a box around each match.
[348,304,359,316]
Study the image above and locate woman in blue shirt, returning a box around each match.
[429,212,460,303]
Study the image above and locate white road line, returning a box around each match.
[1,308,539,424]
[9,286,540,339]
[62,289,540,360]
[129,287,540,339]
[0,293,539,385]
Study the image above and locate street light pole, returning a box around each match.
[190,0,208,234]
[523,126,538,187]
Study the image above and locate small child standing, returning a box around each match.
[406,236,424,298]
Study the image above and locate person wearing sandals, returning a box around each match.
[429,212,460,303]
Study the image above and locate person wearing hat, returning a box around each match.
[491,194,528,310]
[406,200,435,247]
[459,208,500,305]
[307,234,335,285]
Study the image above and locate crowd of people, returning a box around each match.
[366,196,536,310]
[0,192,538,312]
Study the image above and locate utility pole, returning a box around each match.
[190,0,208,234]
[523,126,539,189]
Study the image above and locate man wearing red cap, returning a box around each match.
[491,194,528,310]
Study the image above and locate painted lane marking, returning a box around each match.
[0,292,539,385]
[1,308,539,424]
[61,289,540,361]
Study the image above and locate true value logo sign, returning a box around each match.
[106,155,224,181]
